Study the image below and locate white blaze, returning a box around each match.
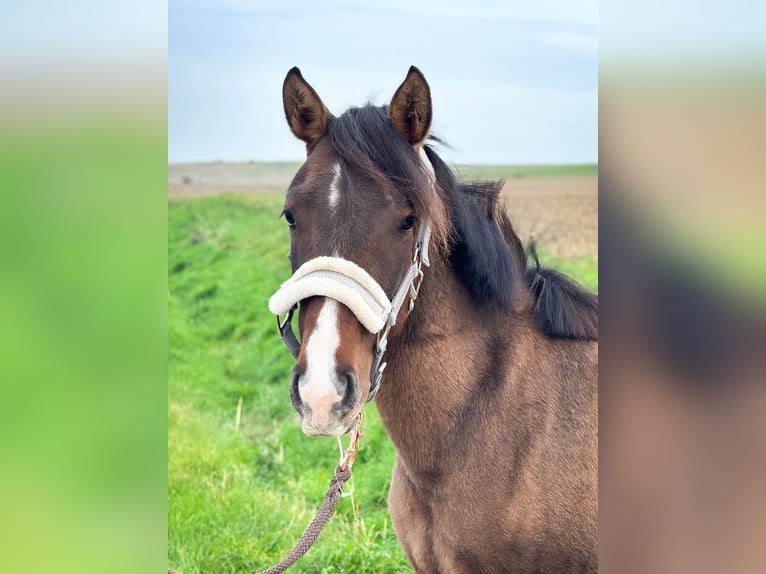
[300,299,343,422]
[328,163,342,210]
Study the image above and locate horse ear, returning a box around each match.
[282,67,333,145]
[389,66,432,147]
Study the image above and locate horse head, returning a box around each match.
[270,67,446,436]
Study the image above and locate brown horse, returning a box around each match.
[269,66,598,573]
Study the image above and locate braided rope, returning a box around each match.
[169,413,363,574]
[167,463,353,574]
[258,465,352,574]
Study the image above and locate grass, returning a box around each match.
[536,250,598,293]
[455,163,598,180]
[168,192,597,573]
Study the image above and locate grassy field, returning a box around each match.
[168,192,597,573]
[456,163,598,180]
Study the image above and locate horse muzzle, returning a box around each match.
[290,358,360,437]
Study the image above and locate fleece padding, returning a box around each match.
[268,256,392,334]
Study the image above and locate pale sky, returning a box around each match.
[169,0,598,164]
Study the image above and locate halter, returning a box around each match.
[268,222,431,401]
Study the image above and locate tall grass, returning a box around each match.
[168,192,596,572]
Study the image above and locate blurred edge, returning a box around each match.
[601,1,766,573]
[0,2,167,574]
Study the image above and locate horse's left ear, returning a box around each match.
[389,66,432,147]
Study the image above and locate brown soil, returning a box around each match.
[500,174,598,259]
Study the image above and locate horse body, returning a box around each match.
[379,255,598,573]
[272,66,598,573]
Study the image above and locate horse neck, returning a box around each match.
[374,253,530,473]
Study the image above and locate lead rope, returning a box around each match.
[256,414,364,574]
[167,464,353,574]
[258,466,351,574]
[166,424,363,574]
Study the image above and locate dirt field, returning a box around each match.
[169,162,597,259]
[501,175,597,259]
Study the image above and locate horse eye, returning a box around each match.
[400,215,417,232]
[282,209,296,229]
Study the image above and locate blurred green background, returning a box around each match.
[0,113,167,573]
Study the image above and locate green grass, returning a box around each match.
[168,192,597,573]
[168,193,408,573]
[456,163,598,180]
[536,249,598,293]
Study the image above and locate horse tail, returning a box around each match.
[525,243,598,341]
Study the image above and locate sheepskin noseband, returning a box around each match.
[268,256,392,334]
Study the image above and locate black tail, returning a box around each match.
[525,244,598,341]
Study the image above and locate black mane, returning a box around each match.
[526,244,598,340]
[423,146,525,311]
[328,106,419,188]
[427,146,598,341]
[327,104,598,341]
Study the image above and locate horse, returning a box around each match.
[268,66,598,573]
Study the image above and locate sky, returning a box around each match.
[169,0,598,165]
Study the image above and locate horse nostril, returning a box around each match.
[290,367,304,409]
[337,368,358,413]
